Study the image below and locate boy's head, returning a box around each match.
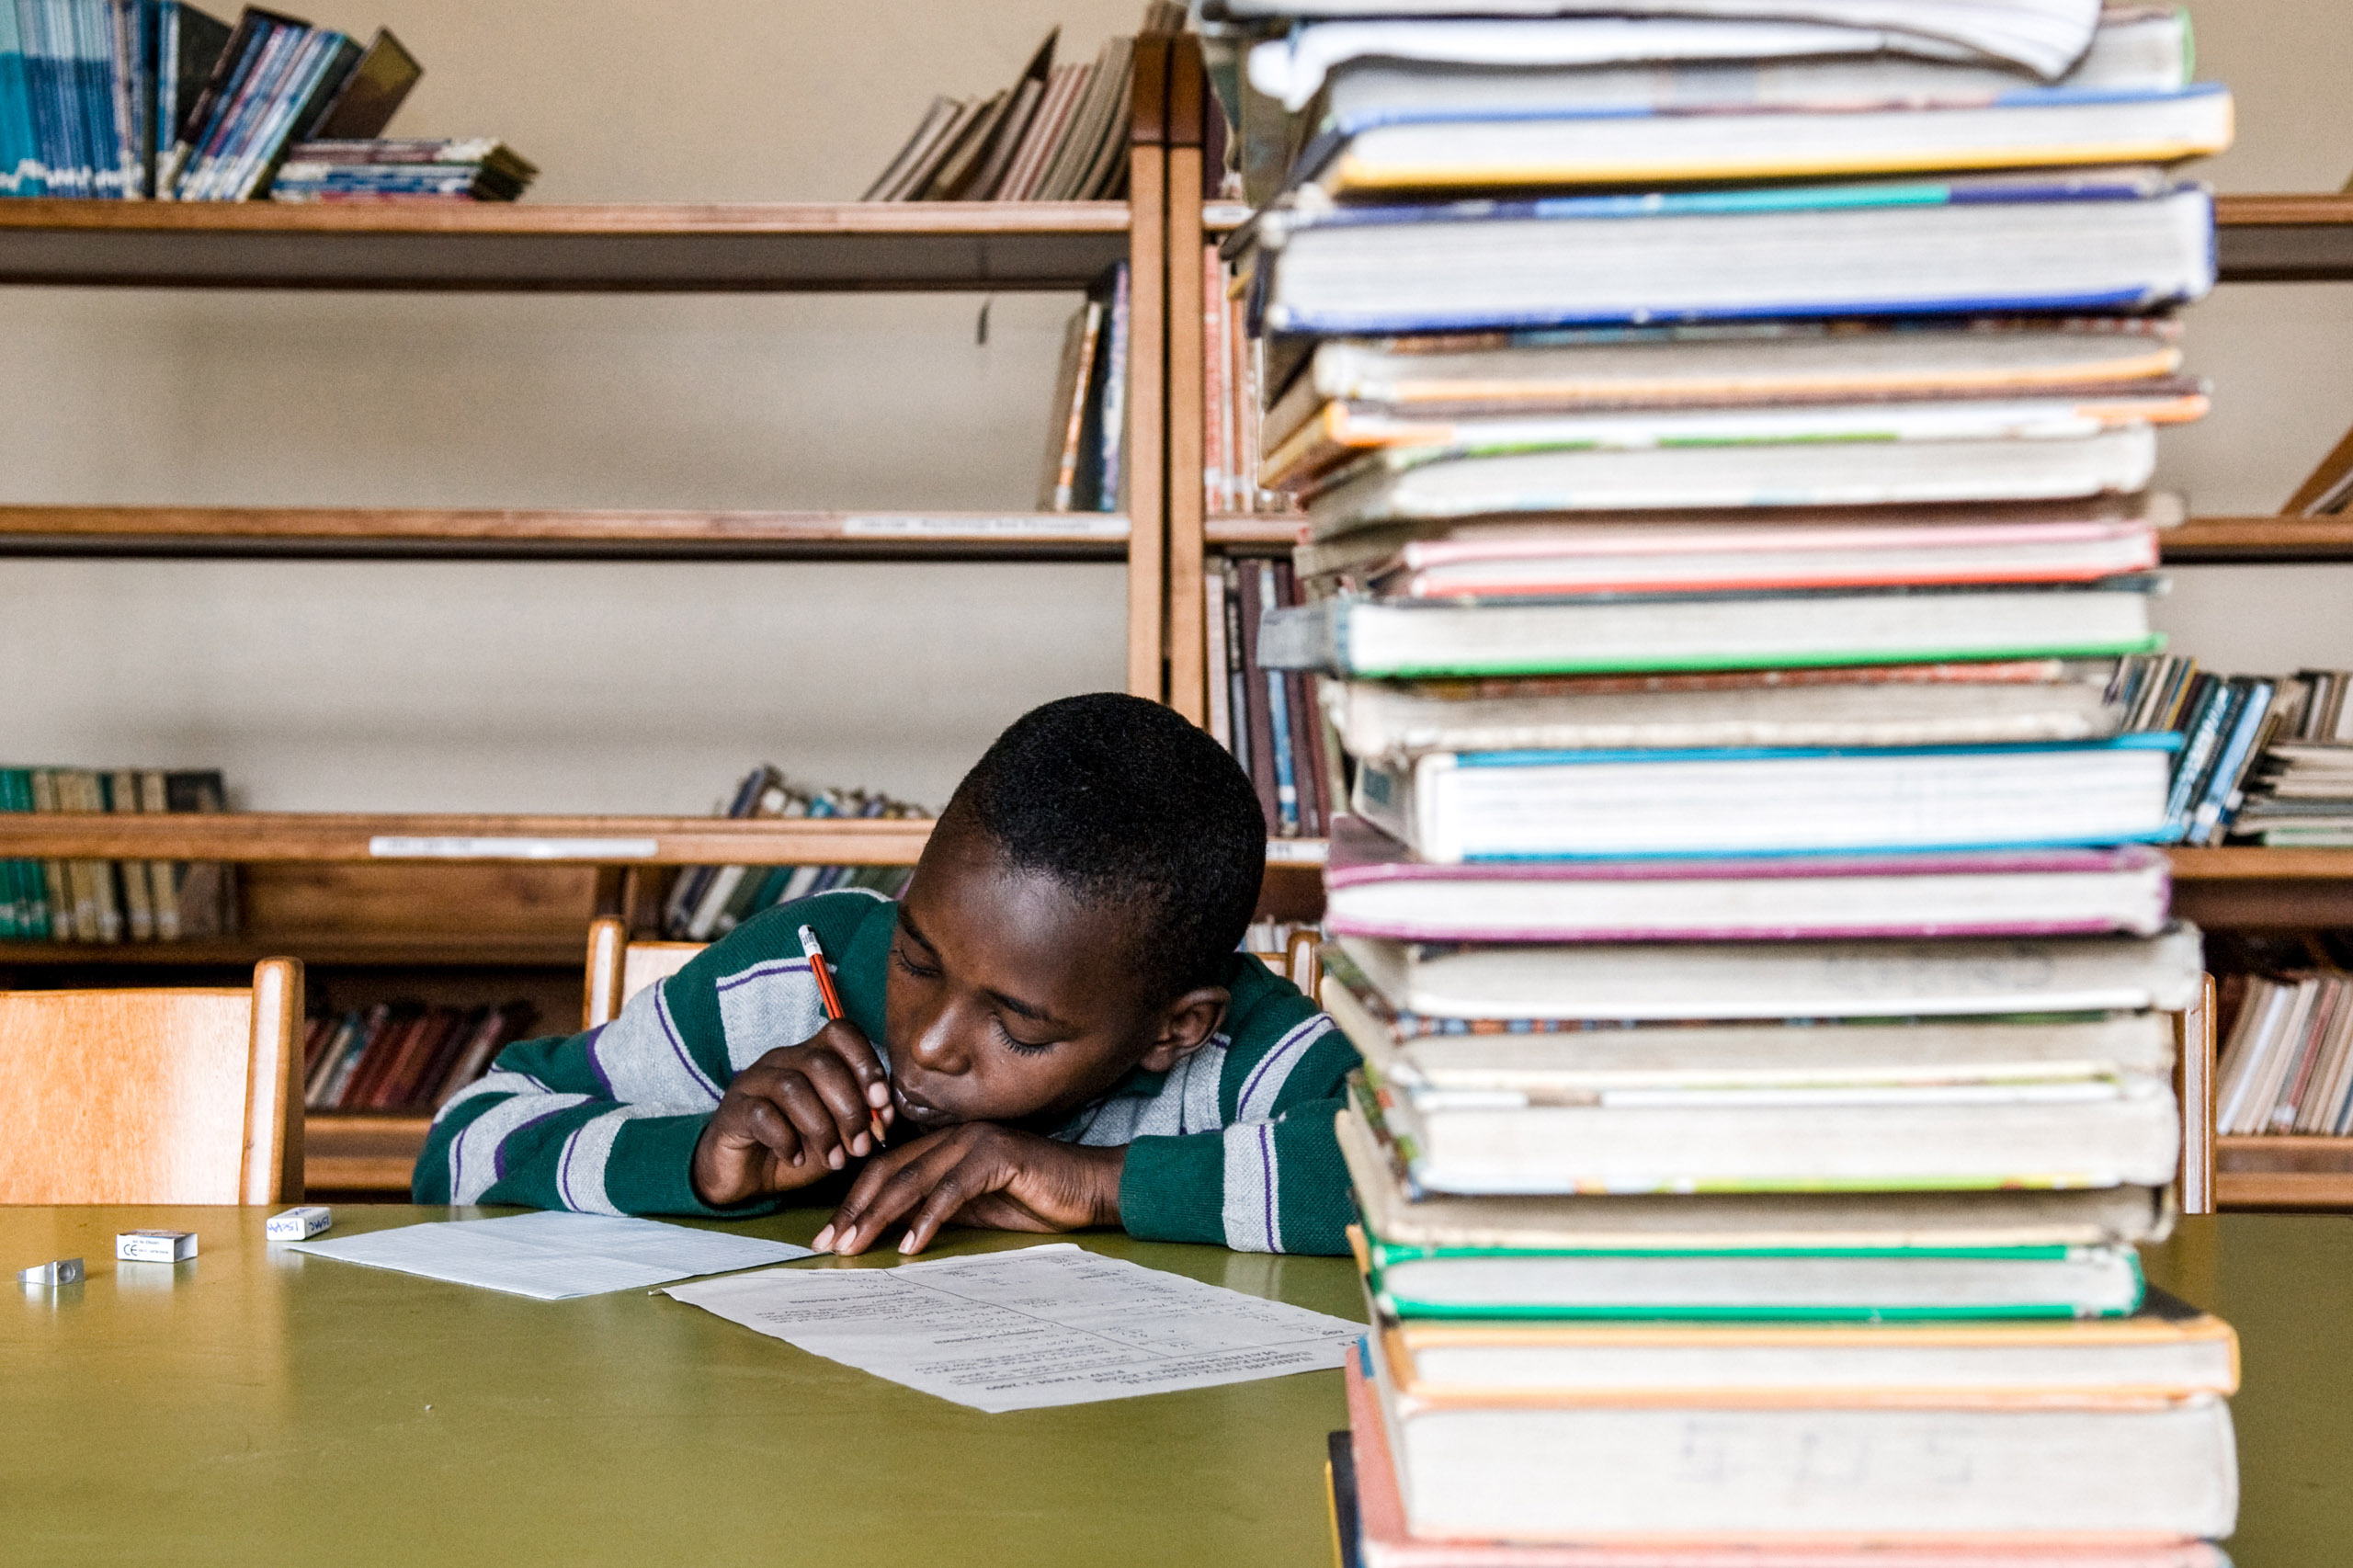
[882,692,1267,1135]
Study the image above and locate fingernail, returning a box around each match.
[897,1233,916,1254]
[851,1134,870,1157]
[790,1152,804,1168]
[812,1225,835,1251]
[868,1084,890,1107]
[837,1226,858,1251]
[827,1148,845,1171]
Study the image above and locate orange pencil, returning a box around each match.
[800,923,889,1147]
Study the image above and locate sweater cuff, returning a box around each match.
[607,1112,786,1219]
[1120,1131,1227,1245]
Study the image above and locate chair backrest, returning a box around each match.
[0,959,304,1205]
[584,915,705,1029]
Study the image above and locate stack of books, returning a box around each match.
[1220,0,2245,1559]
[303,998,539,1113]
[862,8,1186,204]
[0,765,234,943]
[268,137,536,202]
[659,766,926,943]
[1,3,437,201]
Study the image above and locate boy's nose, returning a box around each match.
[904,999,972,1074]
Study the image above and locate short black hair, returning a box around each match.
[941,692,1266,1001]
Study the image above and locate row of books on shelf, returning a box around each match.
[1205,554,1341,840]
[861,7,1184,205]
[0,766,232,942]
[658,766,925,943]
[2208,930,2353,1139]
[302,997,538,1114]
[1038,264,1130,515]
[2116,657,2353,846]
[1227,0,2242,1555]
[0,1,442,199]
[1201,244,1290,517]
[271,137,534,203]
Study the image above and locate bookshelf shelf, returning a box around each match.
[0,200,1134,291]
[0,506,1131,562]
[2213,195,2353,283]
[2159,515,2353,562]
[0,936,583,967]
[2216,1134,2353,1210]
[0,812,937,865]
[305,1112,433,1193]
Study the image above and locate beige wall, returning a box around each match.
[0,1,2347,810]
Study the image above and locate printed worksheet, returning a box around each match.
[663,1242,1363,1412]
[288,1211,813,1301]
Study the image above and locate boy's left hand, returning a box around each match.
[813,1124,1123,1256]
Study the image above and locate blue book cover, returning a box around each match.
[2190,678,2275,846]
[0,1,43,193]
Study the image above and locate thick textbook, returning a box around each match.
[1298,426,2157,533]
[1333,923,2205,1020]
[1316,659,2128,766]
[1267,389,2200,496]
[1291,84,2230,198]
[1242,173,2214,337]
[1334,1404,2229,1568]
[1353,1225,2147,1322]
[1352,737,2179,862]
[1336,1107,2173,1254]
[1344,1346,2240,1549]
[1265,322,2189,454]
[1211,2,2112,84]
[1321,820,2172,941]
[1258,581,2162,680]
[1368,1285,2237,1401]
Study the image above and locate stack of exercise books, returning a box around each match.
[0,3,434,200]
[659,766,926,942]
[1216,0,2243,1559]
[1208,554,1342,839]
[302,997,539,1113]
[268,137,535,202]
[0,765,233,942]
[1040,265,1131,514]
[862,7,1185,203]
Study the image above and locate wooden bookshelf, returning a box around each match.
[0,812,936,864]
[2168,848,2353,928]
[2159,515,2353,562]
[2213,194,2353,283]
[0,936,582,967]
[0,506,1131,561]
[306,1112,433,1194]
[2216,1135,2353,1209]
[0,199,1133,291]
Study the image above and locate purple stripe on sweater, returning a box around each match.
[715,956,813,994]
[493,1103,581,1184]
[1257,1124,1278,1252]
[654,987,722,1099]
[581,1025,612,1100]
[1237,1015,1325,1115]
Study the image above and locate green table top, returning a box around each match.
[2,1206,1361,1568]
[3,1209,2345,1568]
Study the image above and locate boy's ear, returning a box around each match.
[1136,985,1231,1074]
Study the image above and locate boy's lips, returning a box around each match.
[892,1083,948,1124]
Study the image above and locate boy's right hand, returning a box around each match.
[689,1020,894,1208]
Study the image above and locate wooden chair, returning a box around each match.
[0,959,304,1205]
[584,915,703,1028]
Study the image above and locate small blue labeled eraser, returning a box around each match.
[18,1257,83,1287]
[116,1231,199,1264]
[266,1206,332,1241]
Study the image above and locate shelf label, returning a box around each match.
[369,836,661,861]
[841,515,1129,539]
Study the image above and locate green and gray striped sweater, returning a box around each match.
[414,889,1360,1254]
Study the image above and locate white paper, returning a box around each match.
[664,1242,1363,1413]
[289,1211,813,1301]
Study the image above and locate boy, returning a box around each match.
[415,693,1360,1256]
